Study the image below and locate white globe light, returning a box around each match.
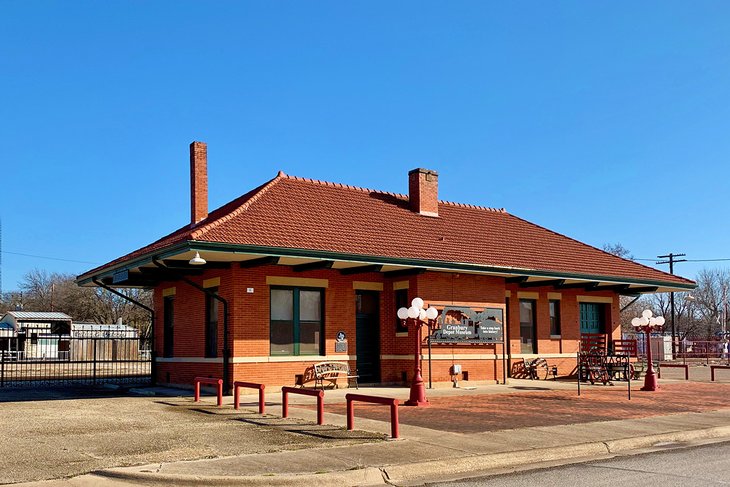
[419,309,427,320]
[407,306,419,319]
[642,309,653,319]
[655,316,665,326]
[425,307,438,320]
[649,317,657,326]
[631,317,641,327]
[411,297,424,310]
[397,307,409,320]
[639,316,649,326]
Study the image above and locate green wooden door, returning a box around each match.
[579,303,604,334]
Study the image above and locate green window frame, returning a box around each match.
[549,300,561,336]
[270,286,324,356]
[580,302,605,334]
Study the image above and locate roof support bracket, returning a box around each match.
[383,268,426,278]
[339,265,383,275]
[292,260,335,272]
[239,256,280,268]
[519,279,566,288]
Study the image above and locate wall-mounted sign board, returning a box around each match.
[429,306,504,344]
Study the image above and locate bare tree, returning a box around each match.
[602,243,634,261]
[602,243,647,332]
[692,268,730,338]
[4,269,152,337]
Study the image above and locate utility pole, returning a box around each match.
[657,253,687,359]
[722,284,728,338]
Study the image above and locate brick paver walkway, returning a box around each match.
[320,383,730,434]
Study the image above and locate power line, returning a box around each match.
[0,250,101,265]
[634,257,730,263]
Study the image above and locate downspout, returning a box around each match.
[92,278,156,385]
[152,258,230,394]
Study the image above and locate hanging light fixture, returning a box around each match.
[189,251,207,266]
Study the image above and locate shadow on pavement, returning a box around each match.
[0,385,144,403]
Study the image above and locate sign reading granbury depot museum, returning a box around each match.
[429,306,504,344]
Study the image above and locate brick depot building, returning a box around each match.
[77,142,694,391]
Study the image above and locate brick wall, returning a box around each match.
[153,266,621,388]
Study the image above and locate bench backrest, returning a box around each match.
[580,333,607,354]
[613,339,638,357]
[314,362,350,375]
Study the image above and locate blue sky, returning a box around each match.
[1,1,729,291]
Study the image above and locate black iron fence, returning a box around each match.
[0,331,151,388]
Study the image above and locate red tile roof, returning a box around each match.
[79,172,694,287]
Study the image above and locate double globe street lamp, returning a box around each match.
[397,298,438,406]
[631,309,665,392]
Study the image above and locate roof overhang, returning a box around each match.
[77,240,696,294]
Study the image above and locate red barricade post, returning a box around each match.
[193,377,223,406]
[711,365,730,381]
[346,393,400,439]
[234,381,266,414]
[281,386,324,425]
[657,363,689,380]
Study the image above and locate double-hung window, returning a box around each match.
[163,296,174,358]
[519,299,537,354]
[205,288,219,358]
[270,287,324,356]
[549,300,561,336]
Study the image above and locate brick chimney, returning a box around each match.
[408,168,439,217]
[190,141,208,225]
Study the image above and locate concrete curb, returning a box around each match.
[42,425,730,487]
[383,425,730,485]
[604,425,730,453]
[91,467,387,486]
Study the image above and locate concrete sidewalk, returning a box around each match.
[17,380,730,486]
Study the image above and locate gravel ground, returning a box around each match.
[0,386,381,485]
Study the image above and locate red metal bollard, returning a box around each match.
[193,377,223,406]
[234,381,266,414]
[281,386,324,425]
[346,393,400,439]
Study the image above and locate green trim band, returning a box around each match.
[77,240,695,291]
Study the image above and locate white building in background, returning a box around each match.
[0,313,141,360]
[0,311,72,358]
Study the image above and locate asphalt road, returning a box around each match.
[430,441,730,487]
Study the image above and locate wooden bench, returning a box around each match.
[307,362,359,389]
[711,365,730,381]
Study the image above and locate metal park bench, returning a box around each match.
[579,352,613,385]
[522,358,557,380]
[302,362,359,390]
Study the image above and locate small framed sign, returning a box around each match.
[335,331,347,352]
